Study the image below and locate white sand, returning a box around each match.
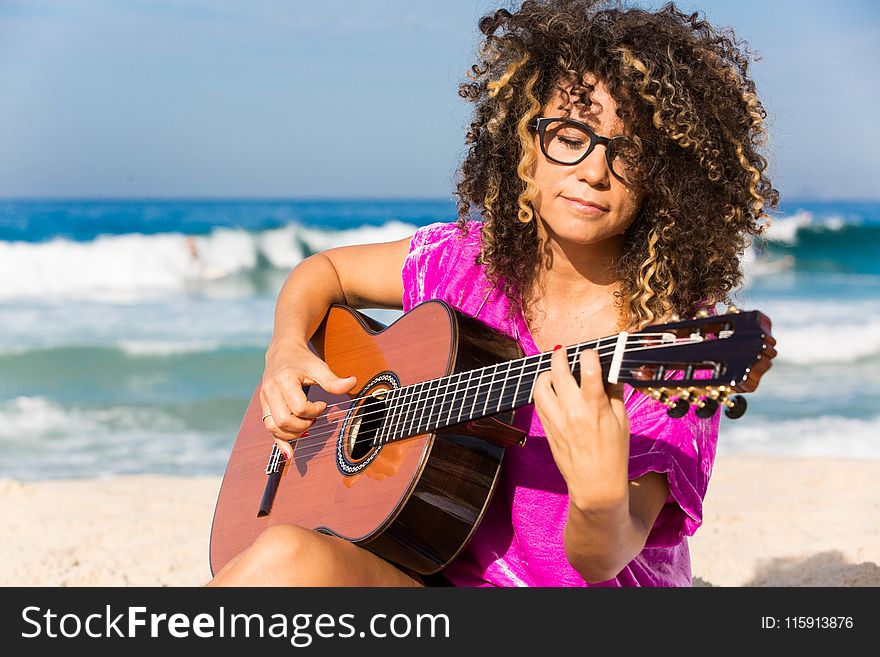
[689,455,880,586]
[1,455,878,586]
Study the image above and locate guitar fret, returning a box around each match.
[377,388,397,445]
[508,358,526,409]
[418,378,440,435]
[468,368,485,420]
[482,362,503,416]
[427,375,451,432]
[496,360,513,413]
[401,381,424,439]
[454,370,474,425]
[527,355,550,404]
[391,384,414,442]
[445,372,470,427]
[435,373,456,431]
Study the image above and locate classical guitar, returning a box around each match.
[210,299,775,576]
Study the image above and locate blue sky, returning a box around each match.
[0,0,878,200]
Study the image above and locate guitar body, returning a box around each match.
[210,301,527,576]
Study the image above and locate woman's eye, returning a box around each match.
[558,136,586,150]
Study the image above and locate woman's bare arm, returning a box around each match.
[269,235,413,350]
[260,235,413,452]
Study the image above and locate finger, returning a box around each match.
[263,384,314,435]
[281,380,326,420]
[605,381,628,425]
[548,346,583,404]
[577,348,611,407]
[262,412,301,459]
[532,372,560,436]
[273,436,299,460]
[308,361,358,396]
[532,370,558,408]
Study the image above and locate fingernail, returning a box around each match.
[300,430,309,438]
[554,344,562,351]
[285,451,292,461]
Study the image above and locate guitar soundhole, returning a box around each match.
[347,393,386,461]
[336,373,398,475]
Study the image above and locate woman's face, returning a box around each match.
[530,77,644,252]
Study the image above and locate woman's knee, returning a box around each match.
[249,524,317,566]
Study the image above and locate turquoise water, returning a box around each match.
[1,198,878,480]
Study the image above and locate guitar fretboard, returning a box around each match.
[375,335,620,444]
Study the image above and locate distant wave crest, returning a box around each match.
[0,221,417,301]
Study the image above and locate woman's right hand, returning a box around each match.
[259,340,358,459]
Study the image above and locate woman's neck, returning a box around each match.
[530,222,624,304]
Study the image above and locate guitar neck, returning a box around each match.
[376,334,622,445]
[369,305,772,445]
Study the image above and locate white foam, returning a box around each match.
[720,414,880,459]
[0,396,183,442]
[764,210,813,244]
[0,396,230,480]
[773,319,880,364]
[114,339,224,356]
[297,219,417,253]
[731,298,880,364]
[0,221,419,301]
[0,296,276,353]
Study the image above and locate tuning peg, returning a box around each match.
[723,395,748,419]
[676,387,696,404]
[726,305,741,314]
[666,398,689,418]
[695,397,719,418]
[694,309,710,319]
[648,387,669,404]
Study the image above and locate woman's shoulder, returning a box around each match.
[402,219,487,312]
[408,219,483,256]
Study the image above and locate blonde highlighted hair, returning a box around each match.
[455,0,778,329]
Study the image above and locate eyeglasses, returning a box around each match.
[532,116,657,184]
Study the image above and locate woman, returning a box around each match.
[208,0,776,587]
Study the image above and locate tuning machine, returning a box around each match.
[722,394,747,419]
[650,385,744,420]
[693,387,748,419]
[650,387,696,419]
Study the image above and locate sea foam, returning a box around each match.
[0,221,417,301]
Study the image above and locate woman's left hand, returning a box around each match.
[533,346,631,510]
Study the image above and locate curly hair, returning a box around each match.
[454,0,779,329]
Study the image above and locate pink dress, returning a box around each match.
[400,220,720,587]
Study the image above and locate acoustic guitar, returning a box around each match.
[210,299,775,576]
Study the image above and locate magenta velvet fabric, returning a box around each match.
[400,219,720,587]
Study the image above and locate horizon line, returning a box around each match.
[2,195,880,205]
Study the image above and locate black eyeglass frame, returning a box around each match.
[532,116,658,183]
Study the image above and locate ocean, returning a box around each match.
[1,198,878,481]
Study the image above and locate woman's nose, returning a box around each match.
[575,145,611,188]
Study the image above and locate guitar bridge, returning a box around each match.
[257,444,289,517]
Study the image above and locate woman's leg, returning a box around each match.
[206,524,424,587]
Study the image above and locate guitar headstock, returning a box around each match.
[613,305,775,419]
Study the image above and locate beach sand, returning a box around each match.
[1,455,878,587]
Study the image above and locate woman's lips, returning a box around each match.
[562,196,608,214]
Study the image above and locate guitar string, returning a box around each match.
[264,336,715,464]
[270,336,713,465]
[266,330,692,422]
[266,333,695,450]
